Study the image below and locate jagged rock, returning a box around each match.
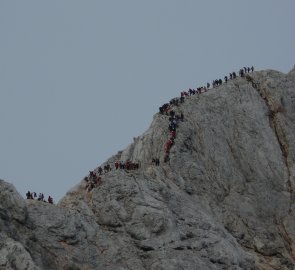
[1,68,295,269]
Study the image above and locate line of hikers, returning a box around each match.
[26,191,53,204]
[85,65,255,192]
[84,170,102,192]
[172,66,255,97]
[164,109,183,162]
[212,66,254,88]
[114,161,140,170]
[85,160,141,192]
[159,66,255,162]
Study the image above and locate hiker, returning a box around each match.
[48,196,53,204]
[164,154,170,163]
[239,69,244,77]
[115,162,119,169]
[170,110,175,117]
[165,141,171,153]
[156,158,160,166]
[180,113,184,121]
[96,176,101,184]
[38,193,44,201]
[224,76,228,83]
[251,66,254,72]
[26,191,31,199]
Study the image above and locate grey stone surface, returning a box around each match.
[1,68,295,269]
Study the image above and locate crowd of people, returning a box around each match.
[84,160,141,192]
[25,191,54,204]
[212,66,254,88]
[83,65,256,192]
[114,161,140,170]
[32,65,254,196]
[158,66,255,162]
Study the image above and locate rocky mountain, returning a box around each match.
[1,68,295,270]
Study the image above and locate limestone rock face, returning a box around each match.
[1,69,295,269]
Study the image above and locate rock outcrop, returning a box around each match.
[1,68,295,269]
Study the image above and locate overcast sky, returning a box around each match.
[0,1,294,202]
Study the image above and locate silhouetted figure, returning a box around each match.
[26,191,31,199]
[48,196,53,204]
[155,158,160,166]
[38,193,44,201]
[164,154,170,163]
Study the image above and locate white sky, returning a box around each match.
[0,1,294,202]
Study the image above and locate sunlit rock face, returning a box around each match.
[1,68,295,270]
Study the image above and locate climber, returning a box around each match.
[180,113,184,121]
[38,193,44,201]
[155,158,160,166]
[96,176,101,184]
[120,162,125,169]
[165,141,171,153]
[164,154,170,163]
[224,76,228,83]
[48,196,53,204]
[26,191,31,199]
[251,66,254,72]
[115,162,119,169]
[239,69,244,77]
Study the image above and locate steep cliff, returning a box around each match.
[1,68,295,270]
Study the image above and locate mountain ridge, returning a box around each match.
[1,67,295,269]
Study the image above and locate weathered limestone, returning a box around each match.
[1,68,295,269]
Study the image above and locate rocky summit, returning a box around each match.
[1,68,295,270]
